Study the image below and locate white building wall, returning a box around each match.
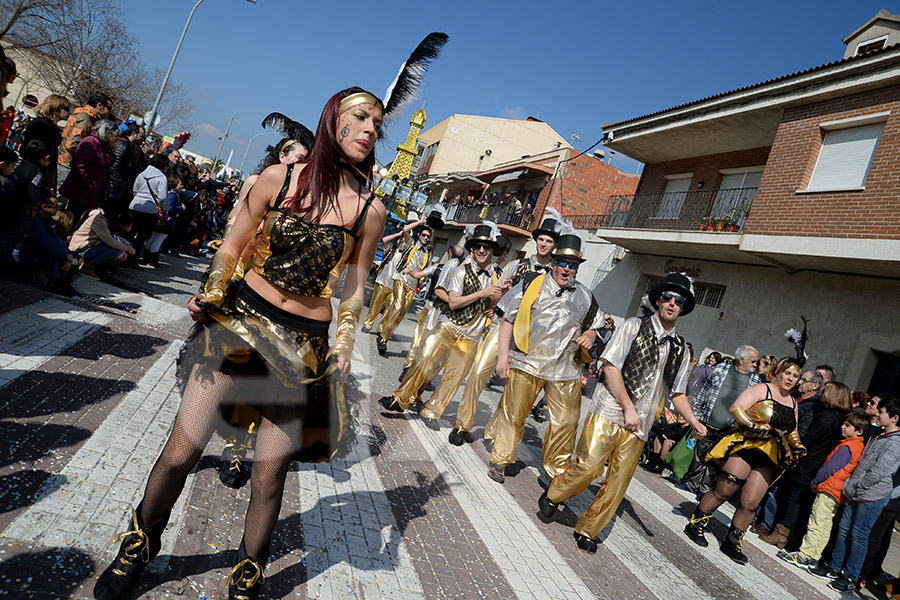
[593,253,900,392]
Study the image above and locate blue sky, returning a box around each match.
[122,0,891,175]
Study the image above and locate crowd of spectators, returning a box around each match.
[443,191,535,228]
[639,346,899,594]
[0,63,237,296]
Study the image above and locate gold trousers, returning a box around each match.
[391,322,476,411]
[547,413,644,538]
[364,283,392,330]
[456,328,499,432]
[489,368,581,479]
[378,279,415,341]
[404,307,430,370]
[418,327,478,421]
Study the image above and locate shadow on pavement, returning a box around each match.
[0,372,136,418]
[0,547,95,597]
[137,471,450,599]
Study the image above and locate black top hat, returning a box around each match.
[532,217,559,241]
[465,224,497,250]
[493,234,511,257]
[648,273,696,316]
[426,210,444,229]
[551,234,585,263]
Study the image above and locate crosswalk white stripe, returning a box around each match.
[409,419,595,599]
[296,357,426,599]
[0,300,110,387]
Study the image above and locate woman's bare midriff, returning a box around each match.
[243,268,333,321]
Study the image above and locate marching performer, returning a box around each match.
[401,242,466,381]
[487,226,603,483]
[480,211,560,442]
[378,222,504,422]
[538,273,706,554]
[362,215,426,333]
[375,221,433,356]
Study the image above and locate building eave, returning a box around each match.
[594,229,900,279]
[601,45,900,163]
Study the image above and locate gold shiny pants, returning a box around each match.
[419,327,478,422]
[547,413,644,538]
[364,282,392,330]
[489,368,581,479]
[404,307,430,370]
[455,328,499,432]
[378,279,415,341]
[391,322,475,411]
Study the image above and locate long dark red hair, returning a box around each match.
[282,87,379,219]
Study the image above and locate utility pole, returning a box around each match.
[212,116,234,178]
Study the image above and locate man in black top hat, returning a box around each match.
[379,223,505,424]
[487,231,605,483]
[538,272,707,553]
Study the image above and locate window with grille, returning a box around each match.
[643,276,726,309]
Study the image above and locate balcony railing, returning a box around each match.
[570,187,758,232]
[444,203,534,229]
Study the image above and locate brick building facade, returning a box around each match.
[592,12,900,394]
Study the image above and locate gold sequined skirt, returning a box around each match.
[177,281,353,462]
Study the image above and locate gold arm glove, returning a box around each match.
[328,297,363,363]
[731,407,764,432]
[786,429,806,455]
[198,252,237,307]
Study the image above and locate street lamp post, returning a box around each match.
[238,131,274,175]
[212,116,234,178]
[145,0,256,135]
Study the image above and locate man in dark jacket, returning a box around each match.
[107,123,146,219]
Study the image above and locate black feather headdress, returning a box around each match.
[261,112,315,150]
[785,315,810,366]
[383,32,449,119]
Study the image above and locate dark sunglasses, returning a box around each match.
[472,243,492,251]
[660,291,686,306]
[556,260,580,269]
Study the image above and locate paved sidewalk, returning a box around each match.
[0,256,896,599]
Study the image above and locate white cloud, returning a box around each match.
[196,123,223,138]
[500,106,528,120]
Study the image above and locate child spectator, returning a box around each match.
[69,208,135,280]
[15,196,78,296]
[777,411,869,569]
[810,396,900,591]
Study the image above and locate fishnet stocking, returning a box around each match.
[138,363,307,558]
[698,454,773,530]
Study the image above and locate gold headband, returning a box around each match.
[279,139,298,155]
[339,92,384,114]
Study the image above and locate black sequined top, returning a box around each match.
[251,165,375,298]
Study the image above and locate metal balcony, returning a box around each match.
[572,187,758,232]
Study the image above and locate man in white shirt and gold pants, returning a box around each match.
[488,232,603,484]
[378,223,503,421]
[538,273,707,553]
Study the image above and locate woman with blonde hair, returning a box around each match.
[24,94,72,193]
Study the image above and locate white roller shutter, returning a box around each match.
[807,122,884,191]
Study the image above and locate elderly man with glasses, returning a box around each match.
[537,272,707,553]
[681,345,764,492]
